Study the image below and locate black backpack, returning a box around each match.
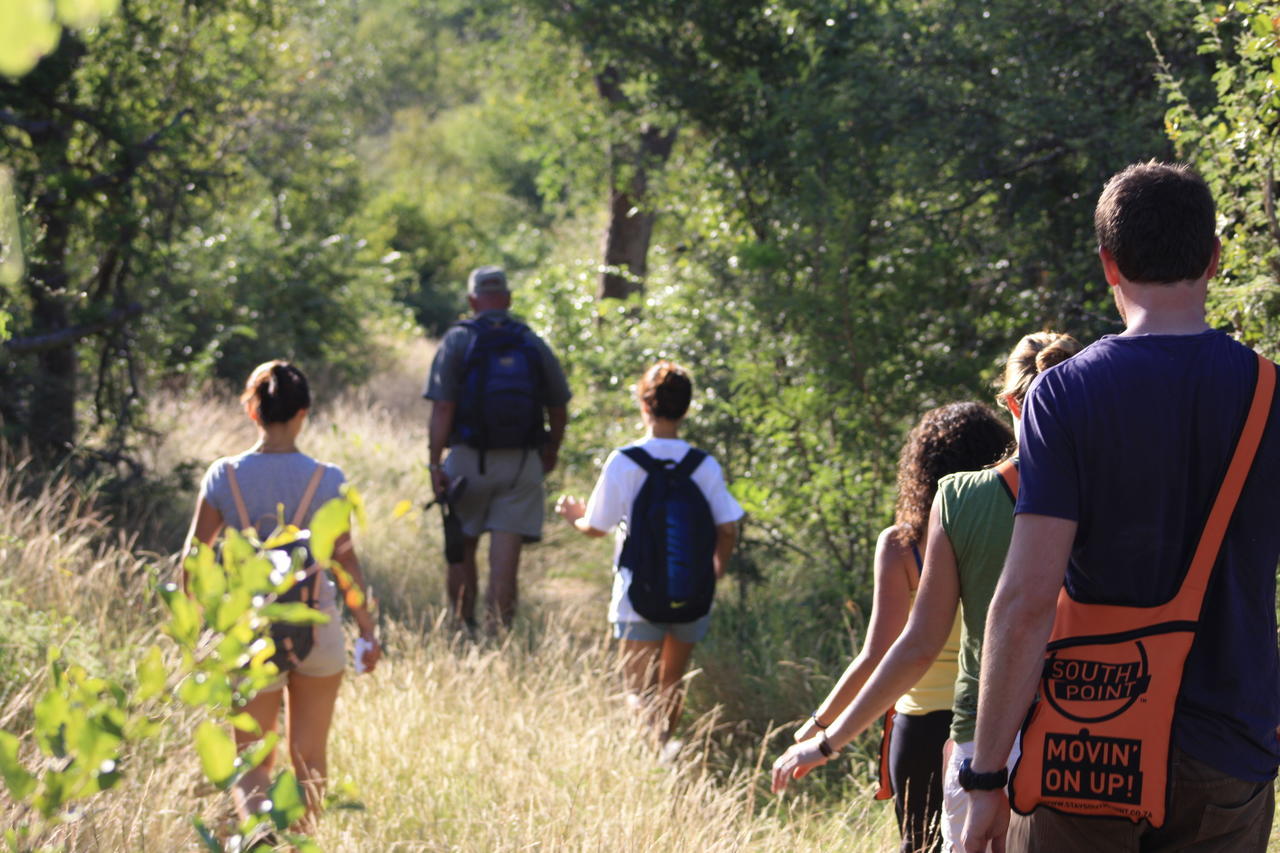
[455,318,546,465]
[227,464,326,671]
[618,447,717,623]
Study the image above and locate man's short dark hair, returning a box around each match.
[1094,161,1217,284]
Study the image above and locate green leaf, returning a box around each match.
[164,592,201,648]
[1252,12,1274,35]
[229,713,261,735]
[0,0,60,78]
[343,484,367,531]
[239,732,279,773]
[191,817,224,852]
[194,721,237,789]
[135,645,167,703]
[54,0,119,30]
[0,731,35,800]
[32,687,69,758]
[260,603,331,625]
[307,497,351,566]
[267,770,306,829]
[178,674,214,708]
[284,835,322,853]
[0,169,23,291]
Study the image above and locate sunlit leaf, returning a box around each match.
[343,484,367,531]
[260,603,330,625]
[0,168,23,291]
[228,713,261,735]
[0,731,35,800]
[308,497,351,566]
[392,499,413,520]
[266,770,306,829]
[164,593,201,647]
[0,0,60,78]
[54,0,118,29]
[32,687,69,758]
[194,721,236,789]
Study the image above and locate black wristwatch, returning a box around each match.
[957,758,1007,792]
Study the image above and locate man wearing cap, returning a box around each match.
[424,266,571,630]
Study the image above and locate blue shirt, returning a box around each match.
[1017,329,1280,782]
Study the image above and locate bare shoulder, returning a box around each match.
[875,524,918,569]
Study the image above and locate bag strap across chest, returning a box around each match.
[1050,352,1276,641]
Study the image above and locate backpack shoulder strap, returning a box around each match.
[291,464,327,528]
[673,448,709,479]
[224,465,251,531]
[621,446,661,474]
[994,458,1019,503]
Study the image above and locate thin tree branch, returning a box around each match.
[4,302,143,355]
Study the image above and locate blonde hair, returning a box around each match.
[995,331,1082,409]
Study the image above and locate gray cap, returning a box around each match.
[467,265,509,296]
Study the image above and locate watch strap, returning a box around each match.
[958,757,1008,791]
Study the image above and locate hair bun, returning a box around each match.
[1034,336,1077,372]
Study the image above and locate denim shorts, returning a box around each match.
[612,613,712,644]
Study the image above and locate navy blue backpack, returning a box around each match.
[619,447,717,623]
[455,319,546,468]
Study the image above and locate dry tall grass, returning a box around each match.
[18,341,1276,851]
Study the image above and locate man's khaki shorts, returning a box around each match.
[444,445,545,542]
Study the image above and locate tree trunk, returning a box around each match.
[19,39,84,453]
[596,67,677,301]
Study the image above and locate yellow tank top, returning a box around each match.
[893,590,962,716]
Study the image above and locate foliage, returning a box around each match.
[0,0,118,77]
[1159,1,1280,357]
[0,488,362,851]
[518,0,1205,583]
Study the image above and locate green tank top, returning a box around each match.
[938,463,1017,743]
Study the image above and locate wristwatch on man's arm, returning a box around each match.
[958,758,1008,791]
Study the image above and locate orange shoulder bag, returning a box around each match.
[1009,353,1275,826]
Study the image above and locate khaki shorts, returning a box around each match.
[444,445,545,542]
[260,607,345,691]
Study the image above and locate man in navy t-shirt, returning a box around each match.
[962,162,1280,852]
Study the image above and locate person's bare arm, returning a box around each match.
[429,399,456,498]
[773,505,961,792]
[554,495,608,537]
[542,405,567,474]
[713,521,738,579]
[795,524,915,741]
[961,513,1075,853]
[334,531,381,672]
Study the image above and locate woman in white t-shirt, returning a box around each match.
[182,360,380,832]
[556,361,743,745]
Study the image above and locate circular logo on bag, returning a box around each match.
[1042,641,1151,723]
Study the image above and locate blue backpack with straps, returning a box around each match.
[455,318,546,461]
[619,446,717,623]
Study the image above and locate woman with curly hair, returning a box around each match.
[790,401,1014,852]
[772,331,1081,853]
